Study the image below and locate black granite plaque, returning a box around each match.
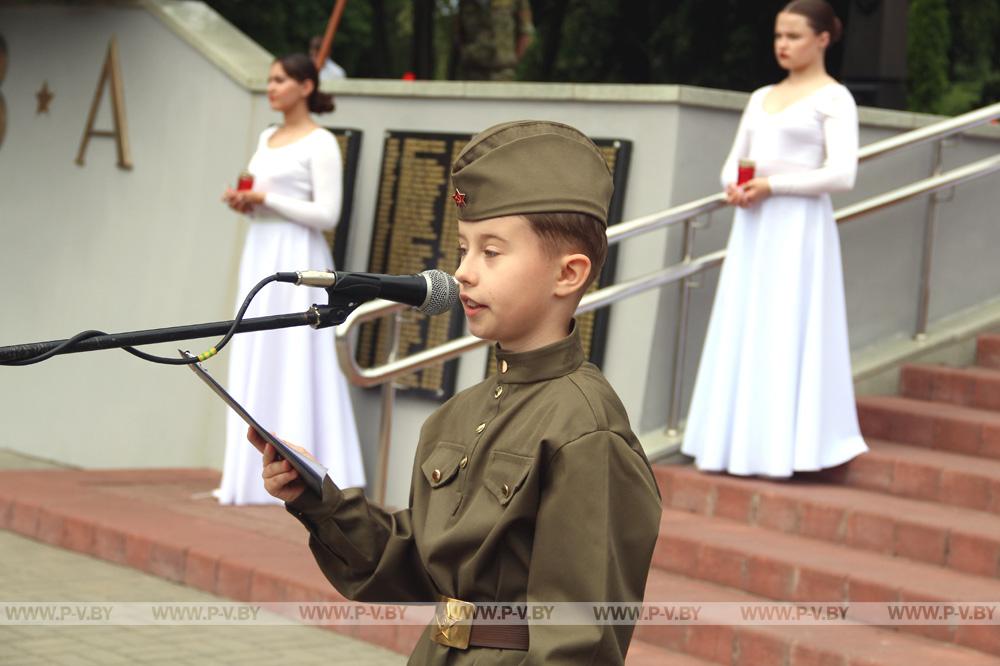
[323,127,362,270]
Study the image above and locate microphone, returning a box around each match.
[277,269,459,315]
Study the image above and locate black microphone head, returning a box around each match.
[418,270,460,315]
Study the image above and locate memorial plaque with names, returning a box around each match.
[358,130,631,401]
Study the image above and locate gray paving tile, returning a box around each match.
[0,530,407,665]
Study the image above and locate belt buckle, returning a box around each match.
[432,595,475,650]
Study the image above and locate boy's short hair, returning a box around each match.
[522,211,608,291]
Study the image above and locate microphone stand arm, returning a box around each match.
[0,283,380,365]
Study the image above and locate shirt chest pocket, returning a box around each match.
[484,451,533,506]
[421,442,466,489]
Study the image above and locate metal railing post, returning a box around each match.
[914,139,945,340]
[375,311,403,505]
[666,217,697,437]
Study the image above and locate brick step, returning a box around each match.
[857,395,1000,460]
[900,363,1000,411]
[626,639,716,665]
[976,334,1000,370]
[637,568,999,665]
[820,439,1000,515]
[654,464,1000,578]
[652,509,1000,656]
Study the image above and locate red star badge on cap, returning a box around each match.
[452,189,467,208]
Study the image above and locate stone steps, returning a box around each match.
[976,334,1000,369]
[636,568,1000,665]
[650,508,1000,656]
[856,395,1000,460]
[655,464,1000,577]
[819,438,1000,515]
[900,363,1000,411]
[626,639,718,666]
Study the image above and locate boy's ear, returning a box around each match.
[554,253,592,297]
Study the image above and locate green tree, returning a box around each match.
[906,0,951,113]
[938,0,1000,114]
[204,0,996,113]
[205,0,411,78]
[519,1,849,92]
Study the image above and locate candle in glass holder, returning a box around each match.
[737,159,755,186]
[237,171,254,191]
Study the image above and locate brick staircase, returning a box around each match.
[642,333,1000,664]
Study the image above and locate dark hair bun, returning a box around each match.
[830,16,843,43]
[309,90,335,114]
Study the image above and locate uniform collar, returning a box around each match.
[493,322,584,384]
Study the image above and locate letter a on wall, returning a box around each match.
[76,36,132,169]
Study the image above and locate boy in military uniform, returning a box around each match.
[253,120,662,664]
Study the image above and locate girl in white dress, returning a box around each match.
[217,54,366,504]
[682,0,868,477]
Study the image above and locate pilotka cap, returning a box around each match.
[450,120,614,227]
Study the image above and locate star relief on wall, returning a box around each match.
[36,81,53,114]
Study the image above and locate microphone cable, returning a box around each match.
[1,273,281,367]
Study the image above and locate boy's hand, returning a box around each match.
[247,427,309,503]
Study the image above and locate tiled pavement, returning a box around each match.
[0,450,406,666]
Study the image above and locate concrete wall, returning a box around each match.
[0,1,271,470]
[1,1,998,507]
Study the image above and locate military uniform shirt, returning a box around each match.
[287,327,663,664]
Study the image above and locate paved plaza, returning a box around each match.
[0,449,407,666]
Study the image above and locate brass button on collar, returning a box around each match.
[459,456,469,469]
[501,483,510,497]
[475,422,486,434]
[500,360,509,374]
[432,469,442,483]
[493,386,503,399]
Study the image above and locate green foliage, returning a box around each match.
[203,0,997,113]
[945,0,1000,110]
[907,0,951,112]
[518,0,851,92]
[204,0,412,78]
[204,0,327,58]
[905,0,1000,114]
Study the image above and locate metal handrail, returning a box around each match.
[336,152,1000,388]
[336,106,1000,384]
[333,102,1000,343]
[857,101,1000,163]
[836,153,1000,222]
[335,250,729,388]
[335,101,1000,500]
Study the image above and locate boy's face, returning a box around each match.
[456,216,565,352]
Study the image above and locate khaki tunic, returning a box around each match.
[287,328,662,664]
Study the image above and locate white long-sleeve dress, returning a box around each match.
[681,83,868,477]
[215,126,366,505]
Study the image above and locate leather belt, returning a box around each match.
[432,596,530,651]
